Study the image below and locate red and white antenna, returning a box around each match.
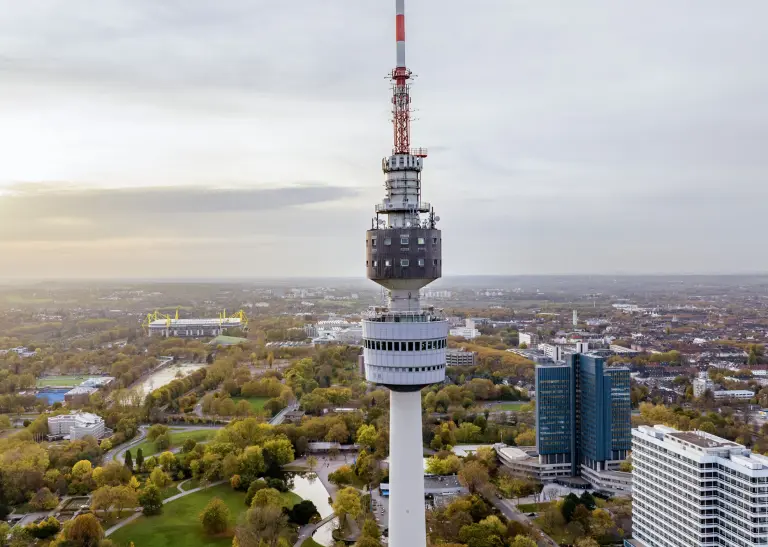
[391,0,426,158]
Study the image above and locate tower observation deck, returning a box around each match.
[362,1,446,546]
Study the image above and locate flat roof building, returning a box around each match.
[526,353,631,490]
[632,424,768,547]
[148,317,244,338]
[48,412,107,440]
[445,348,477,366]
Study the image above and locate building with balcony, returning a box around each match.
[631,424,768,547]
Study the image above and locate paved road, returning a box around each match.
[104,480,226,537]
[486,495,558,547]
[104,425,149,463]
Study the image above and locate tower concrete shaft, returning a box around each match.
[362,1,445,546]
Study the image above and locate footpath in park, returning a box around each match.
[104,480,226,537]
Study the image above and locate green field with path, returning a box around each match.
[232,396,270,413]
[129,429,217,459]
[110,484,300,547]
[493,401,530,411]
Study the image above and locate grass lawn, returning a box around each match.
[517,502,553,513]
[110,484,246,547]
[493,401,530,411]
[111,483,301,547]
[181,478,201,491]
[232,396,269,413]
[281,491,302,509]
[36,375,88,387]
[130,429,216,459]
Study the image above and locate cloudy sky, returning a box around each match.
[1,1,767,279]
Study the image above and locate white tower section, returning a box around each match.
[362,1,445,545]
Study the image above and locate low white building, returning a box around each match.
[713,389,754,400]
[449,319,480,340]
[632,425,768,547]
[48,412,106,440]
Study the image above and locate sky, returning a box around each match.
[1,1,768,279]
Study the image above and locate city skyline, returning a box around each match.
[3,1,768,278]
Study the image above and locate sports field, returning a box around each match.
[36,375,88,387]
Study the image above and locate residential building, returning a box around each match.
[449,318,480,340]
[503,353,631,490]
[518,332,539,347]
[693,371,715,397]
[445,348,478,366]
[47,412,106,440]
[538,343,564,362]
[631,424,768,547]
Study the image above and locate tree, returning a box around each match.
[561,496,578,523]
[572,504,591,532]
[200,497,230,535]
[155,433,171,451]
[459,461,490,494]
[149,467,170,488]
[236,504,287,547]
[306,455,318,473]
[72,460,93,480]
[325,423,349,444]
[333,487,362,529]
[515,429,536,446]
[356,424,377,449]
[251,488,282,508]
[328,465,356,486]
[62,513,104,547]
[124,449,133,471]
[510,536,537,547]
[262,437,295,467]
[147,424,169,441]
[579,491,596,511]
[287,500,318,525]
[245,479,268,507]
[575,539,599,547]
[238,446,266,484]
[182,438,197,453]
[589,508,614,538]
[25,516,61,539]
[135,448,144,472]
[139,484,163,515]
[159,451,176,471]
[29,487,59,511]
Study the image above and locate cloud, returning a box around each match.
[0,183,360,242]
[1,1,768,276]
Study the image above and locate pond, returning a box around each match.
[287,472,336,547]
[133,362,206,396]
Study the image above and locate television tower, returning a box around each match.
[362,1,447,546]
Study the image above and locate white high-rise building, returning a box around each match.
[630,424,768,547]
[693,371,715,398]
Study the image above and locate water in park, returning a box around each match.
[288,473,336,546]
[134,362,205,396]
